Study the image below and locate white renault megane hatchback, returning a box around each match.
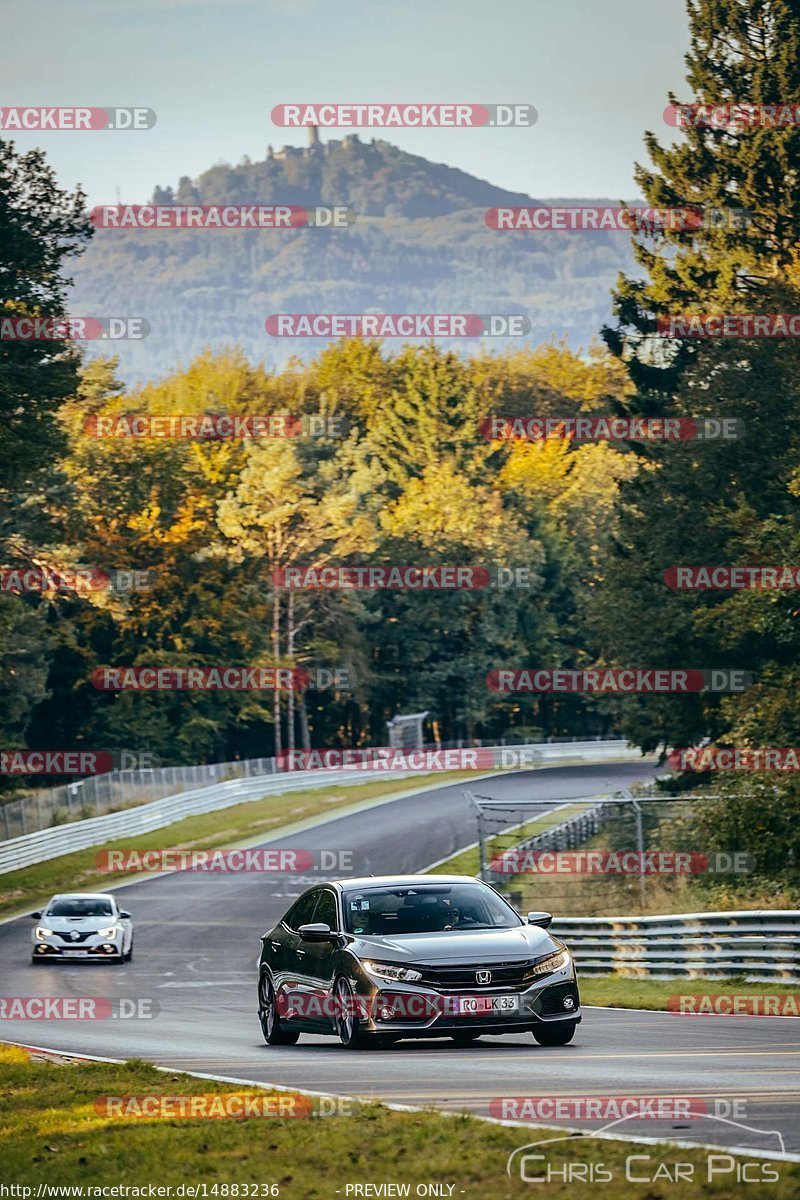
[31,892,133,963]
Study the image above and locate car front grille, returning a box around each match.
[54,930,95,943]
[416,960,532,992]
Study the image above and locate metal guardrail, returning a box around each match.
[0,740,644,874]
[551,911,800,982]
[0,735,638,841]
[0,767,420,876]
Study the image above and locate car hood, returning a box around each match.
[41,916,114,933]
[347,924,562,963]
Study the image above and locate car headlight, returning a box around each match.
[361,960,423,983]
[35,927,53,939]
[525,949,571,979]
[99,926,119,939]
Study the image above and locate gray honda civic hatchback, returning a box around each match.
[257,874,580,1048]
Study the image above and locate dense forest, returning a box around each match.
[1,325,639,767]
[2,0,800,906]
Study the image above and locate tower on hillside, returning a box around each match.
[307,124,320,149]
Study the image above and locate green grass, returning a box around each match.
[428,802,590,877]
[1,1045,796,1197]
[579,975,800,1012]
[0,771,479,920]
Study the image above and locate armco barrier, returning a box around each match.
[0,767,418,875]
[0,736,639,840]
[0,740,645,874]
[551,911,800,983]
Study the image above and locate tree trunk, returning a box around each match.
[287,591,296,754]
[272,587,282,758]
[299,691,311,750]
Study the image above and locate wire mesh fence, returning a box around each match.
[467,788,743,917]
[0,757,277,841]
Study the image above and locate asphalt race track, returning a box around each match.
[2,761,798,1158]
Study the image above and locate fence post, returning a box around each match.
[465,791,488,881]
[631,794,646,907]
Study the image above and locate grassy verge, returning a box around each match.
[579,975,800,1011]
[427,802,590,877]
[0,771,478,921]
[1,1044,795,1197]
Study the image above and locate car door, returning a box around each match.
[113,900,133,954]
[299,888,340,1025]
[272,890,320,1026]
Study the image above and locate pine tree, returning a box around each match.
[597,0,800,752]
[0,140,92,501]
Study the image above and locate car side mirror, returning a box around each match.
[527,911,553,928]
[31,911,42,920]
[298,922,335,943]
[119,911,131,919]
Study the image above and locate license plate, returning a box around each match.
[61,949,88,957]
[453,994,518,1016]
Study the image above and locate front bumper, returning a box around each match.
[353,971,581,1037]
[33,935,123,959]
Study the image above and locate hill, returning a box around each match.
[69,136,639,382]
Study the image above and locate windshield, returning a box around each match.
[47,898,113,918]
[343,883,522,935]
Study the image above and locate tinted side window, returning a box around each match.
[284,891,319,931]
[313,890,338,931]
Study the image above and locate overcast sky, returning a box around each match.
[5,0,691,205]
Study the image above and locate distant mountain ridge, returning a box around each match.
[154,135,542,217]
[70,136,639,382]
